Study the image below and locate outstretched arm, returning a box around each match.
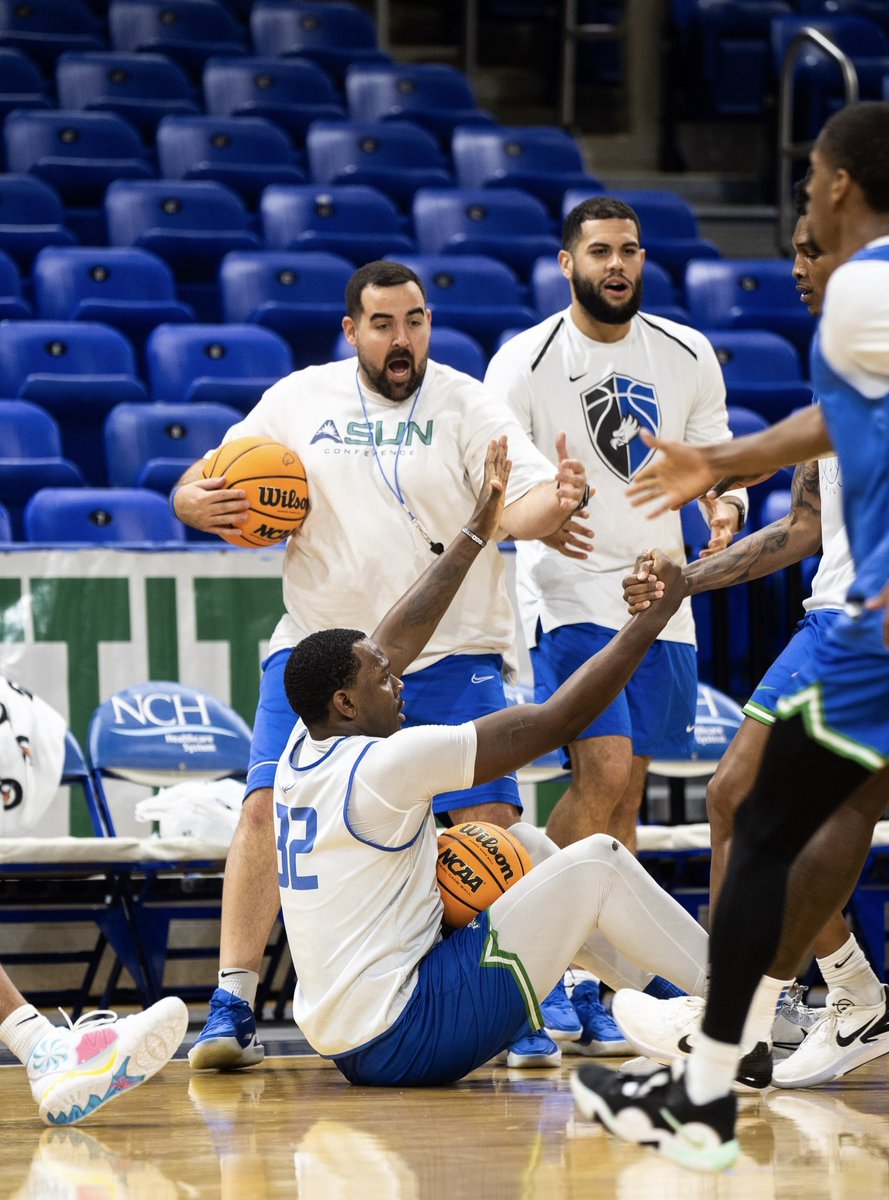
[372,438,511,678]
[470,550,685,784]
[500,431,590,539]
[626,406,833,516]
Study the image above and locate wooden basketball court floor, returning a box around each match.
[1,1032,888,1199]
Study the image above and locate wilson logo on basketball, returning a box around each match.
[457,823,518,881]
[435,821,532,928]
[257,487,310,511]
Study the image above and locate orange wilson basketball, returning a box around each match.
[203,436,309,549]
[436,821,532,928]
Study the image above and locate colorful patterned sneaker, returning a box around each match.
[541,976,583,1042]
[570,1060,739,1173]
[27,996,188,1126]
[772,984,889,1088]
[771,983,820,1060]
[565,979,631,1056]
[187,988,265,1071]
[611,989,772,1091]
[497,1029,562,1068]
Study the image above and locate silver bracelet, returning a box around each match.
[461,526,486,548]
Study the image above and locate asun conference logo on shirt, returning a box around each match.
[310,419,434,446]
[582,373,660,483]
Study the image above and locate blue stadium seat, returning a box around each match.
[24,486,186,545]
[202,56,344,151]
[109,0,247,79]
[104,179,260,321]
[705,328,812,423]
[156,114,305,207]
[32,247,195,360]
[530,254,689,323]
[451,125,603,218]
[0,0,105,74]
[104,400,242,497]
[695,0,793,117]
[56,51,200,141]
[345,63,496,145]
[726,404,769,440]
[250,0,391,85]
[334,324,488,381]
[758,487,791,526]
[0,47,51,121]
[393,254,537,355]
[0,248,30,318]
[0,321,147,485]
[218,250,354,366]
[260,183,414,263]
[306,119,452,210]
[0,174,76,271]
[3,109,152,243]
[412,187,560,280]
[146,322,293,409]
[685,258,815,361]
[0,400,84,539]
[0,501,10,542]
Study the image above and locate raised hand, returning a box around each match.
[466,436,512,545]
[553,430,590,516]
[626,431,718,515]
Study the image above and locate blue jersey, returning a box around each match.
[810,242,889,625]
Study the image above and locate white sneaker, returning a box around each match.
[27,997,188,1125]
[772,984,889,1088]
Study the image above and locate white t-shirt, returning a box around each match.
[485,309,742,646]
[217,358,555,672]
[275,719,477,1057]
[804,456,854,612]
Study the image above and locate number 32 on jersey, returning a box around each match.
[276,802,319,890]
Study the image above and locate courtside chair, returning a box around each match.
[202,56,344,153]
[0,0,105,74]
[0,47,51,122]
[155,114,305,208]
[530,253,689,323]
[32,246,195,363]
[3,109,153,243]
[250,0,391,86]
[0,400,84,539]
[412,188,560,281]
[145,322,293,409]
[685,258,815,361]
[87,679,252,1000]
[23,487,186,545]
[306,119,452,211]
[0,321,147,486]
[104,179,261,321]
[0,247,31,319]
[451,125,603,219]
[344,63,496,145]
[0,174,76,272]
[705,328,811,423]
[103,400,242,493]
[334,324,488,381]
[218,249,354,367]
[56,51,201,142]
[108,0,247,80]
[260,183,414,263]
[393,253,537,355]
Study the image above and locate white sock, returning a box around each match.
[685,1031,740,1106]
[0,1005,54,1065]
[817,934,883,1007]
[217,969,259,1007]
[742,974,792,1048]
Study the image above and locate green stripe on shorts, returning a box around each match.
[777,683,886,772]
[742,699,777,726]
[481,926,544,1030]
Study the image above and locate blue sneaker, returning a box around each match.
[498,1030,562,1068]
[541,977,583,1042]
[188,989,265,1071]
[566,979,631,1057]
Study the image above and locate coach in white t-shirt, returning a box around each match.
[485,196,746,854]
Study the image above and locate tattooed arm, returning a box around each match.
[622,461,824,613]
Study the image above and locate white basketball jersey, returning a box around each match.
[803,455,854,612]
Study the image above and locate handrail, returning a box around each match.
[777,27,859,252]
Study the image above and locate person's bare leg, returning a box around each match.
[0,964,27,1022]
[546,735,632,848]
[446,800,521,828]
[608,755,650,855]
[706,717,771,911]
[218,788,283,972]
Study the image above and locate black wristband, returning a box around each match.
[575,483,591,512]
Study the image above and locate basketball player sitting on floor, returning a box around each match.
[272,436,709,1086]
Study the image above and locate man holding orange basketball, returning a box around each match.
[171,261,590,1072]
[271,435,709,1086]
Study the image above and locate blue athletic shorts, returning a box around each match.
[333,911,537,1086]
[247,648,521,815]
[743,609,842,726]
[530,621,697,762]
[776,608,889,773]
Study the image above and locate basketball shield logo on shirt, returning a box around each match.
[582,373,660,483]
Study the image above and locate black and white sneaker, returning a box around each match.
[570,1060,739,1173]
